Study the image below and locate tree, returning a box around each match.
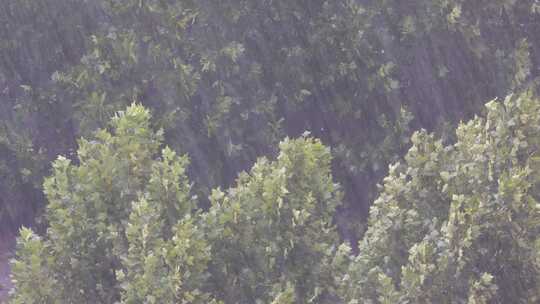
[9,92,540,303]
[2,0,540,242]
[202,135,347,303]
[341,91,540,303]
[9,104,209,303]
[9,105,349,304]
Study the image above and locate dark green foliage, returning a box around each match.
[2,1,540,237]
[0,0,100,232]
[2,2,540,302]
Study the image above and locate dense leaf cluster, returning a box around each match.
[341,91,540,303]
[1,1,539,236]
[10,92,540,302]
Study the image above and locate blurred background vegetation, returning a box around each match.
[0,0,539,242]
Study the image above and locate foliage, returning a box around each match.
[2,1,540,302]
[341,91,540,303]
[202,135,344,303]
[9,92,540,302]
[2,0,540,237]
[10,228,58,304]
[9,104,208,303]
[9,106,348,303]
[0,0,100,232]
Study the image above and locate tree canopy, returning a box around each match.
[1,1,540,302]
[341,91,540,303]
[1,0,539,237]
[9,91,540,302]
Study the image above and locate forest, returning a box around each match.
[0,0,539,303]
